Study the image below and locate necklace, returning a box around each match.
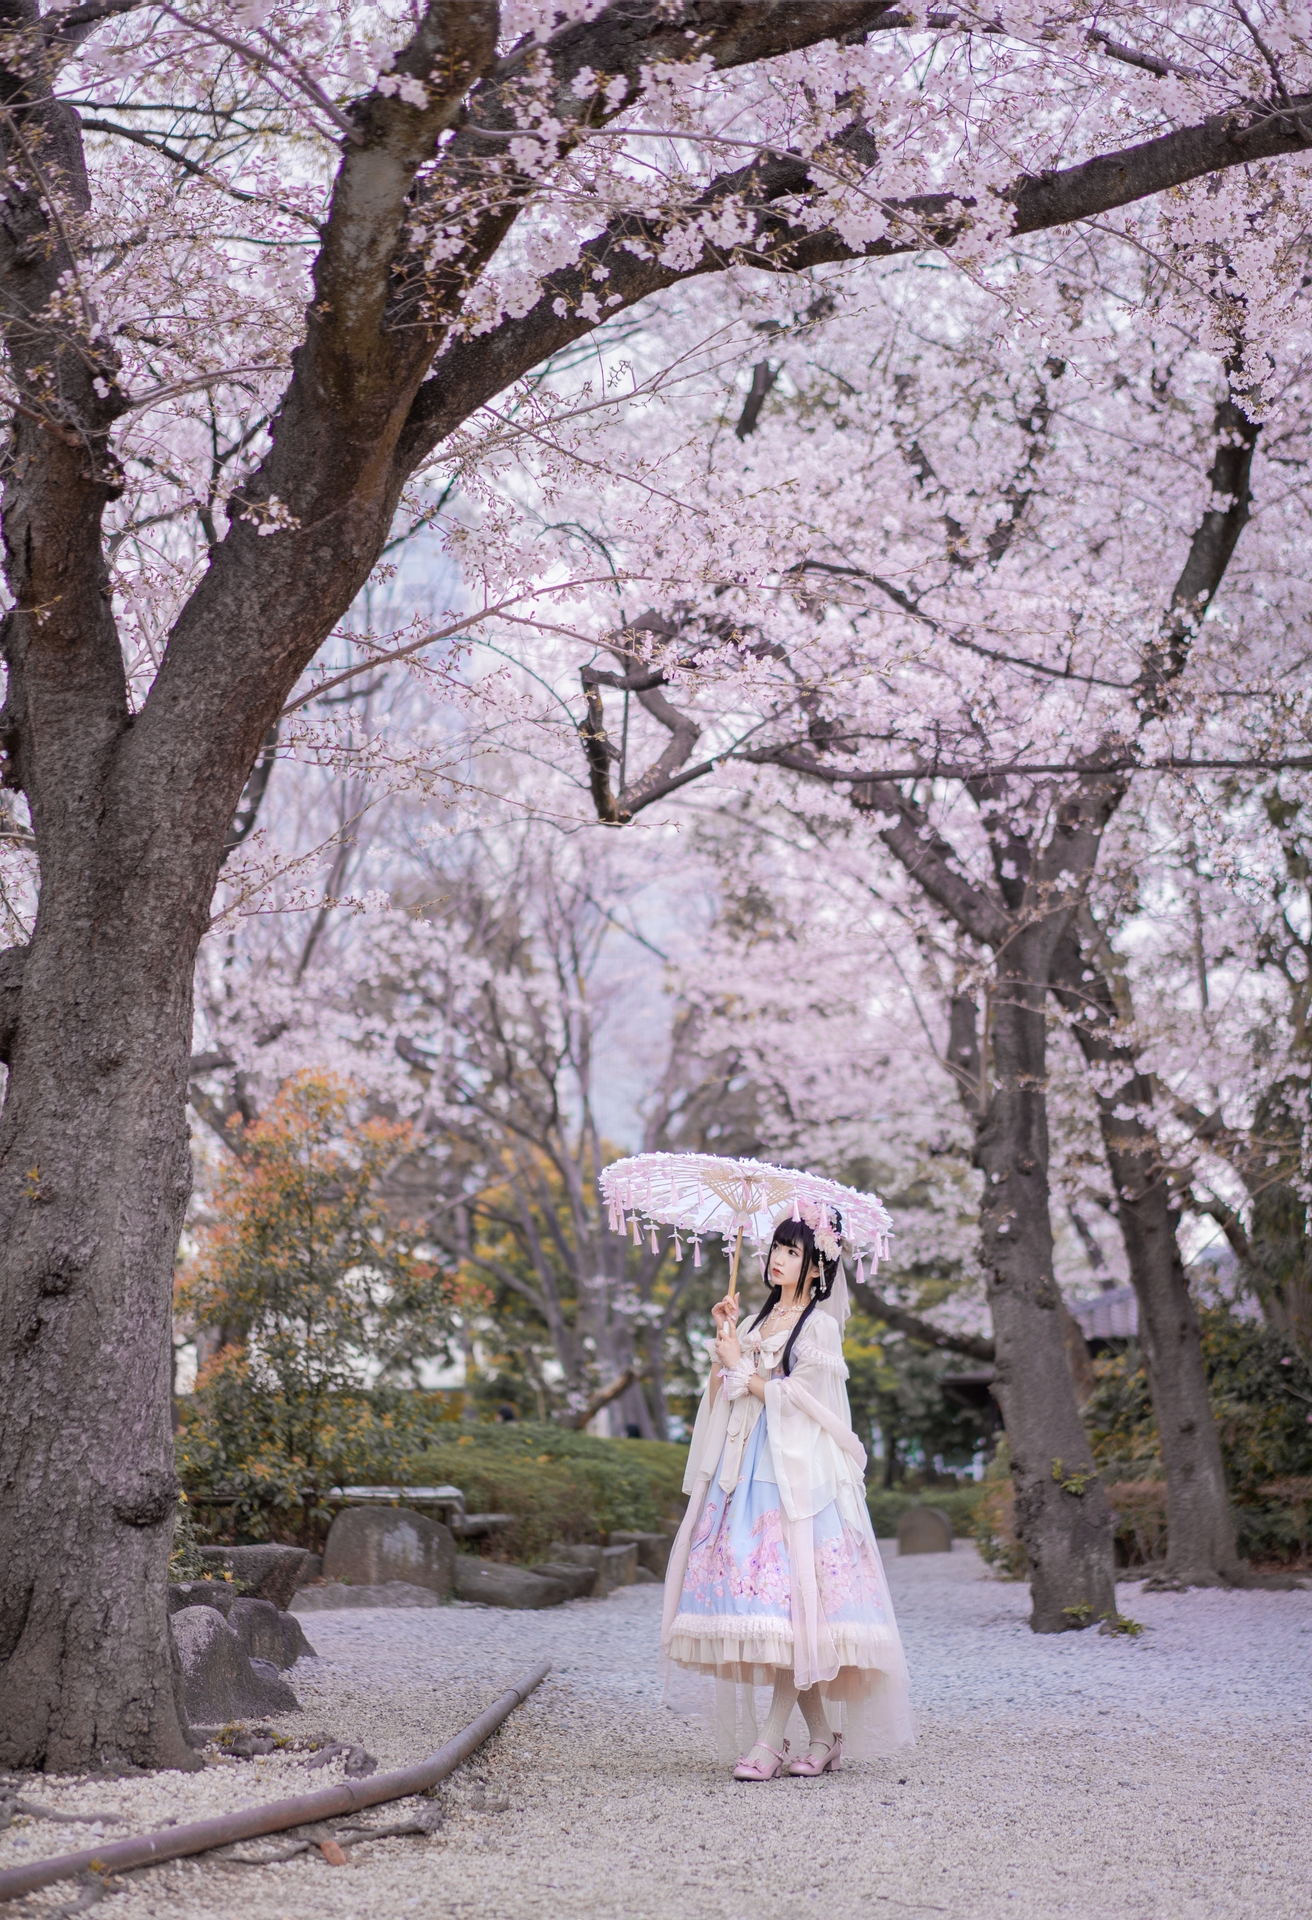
[763,1299,807,1333]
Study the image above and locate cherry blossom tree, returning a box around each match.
[7,0,1312,1769]
[542,224,1312,1608]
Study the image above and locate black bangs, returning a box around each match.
[771,1216,810,1250]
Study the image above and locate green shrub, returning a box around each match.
[1084,1306,1312,1566]
[168,1493,209,1581]
[409,1424,689,1565]
[180,1391,690,1559]
[1105,1481,1168,1567]
[177,1384,467,1543]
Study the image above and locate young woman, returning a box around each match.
[661,1206,913,1778]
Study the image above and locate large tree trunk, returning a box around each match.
[1052,929,1241,1585]
[0,3,503,1768]
[0,839,214,1769]
[975,930,1116,1630]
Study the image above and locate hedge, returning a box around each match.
[407,1424,690,1565]
[179,1383,690,1558]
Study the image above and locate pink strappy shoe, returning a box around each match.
[733,1740,789,1781]
[788,1733,842,1776]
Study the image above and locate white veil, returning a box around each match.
[818,1255,851,1329]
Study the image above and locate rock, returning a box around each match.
[296,1553,323,1587]
[322,1507,455,1597]
[217,1729,278,1759]
[452,1560,570,1609]
[281,1610,317,1663]
[167,1579,236,1618]
[453,1513,516,1541]
[551,1543,602,1571]
[229,1597,287,1666]
[897,1506,954,1555]
[292,1580,446,1612]
[608,1531,674,1577]
[546,1541,637,1596]
[596,1543,638,1596]
[170,1606,300,1725]
[188,1590,316,1663]
[634,1565,661,1585]
[195,1546,309,1610]
[528,1560,596,1600]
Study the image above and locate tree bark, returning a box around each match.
[970,925,1116,1630]
[1051,928,1242,1584]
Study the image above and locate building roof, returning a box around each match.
[1067,1284,1138,1341]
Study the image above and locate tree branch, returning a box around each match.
[863,1291,995,1362]
[399,97,1312,481]
[560,1365,640,1430]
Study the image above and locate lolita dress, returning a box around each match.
[661,1285,914,1759]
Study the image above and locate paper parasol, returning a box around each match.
[599,1151,894,1301]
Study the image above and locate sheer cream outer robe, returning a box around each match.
[662,1306,914,1758]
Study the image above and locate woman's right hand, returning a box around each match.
[710,1292,739,1333]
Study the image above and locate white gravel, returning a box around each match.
[3,1544,1309,1920]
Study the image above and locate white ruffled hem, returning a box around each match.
[666,1613,904,1684]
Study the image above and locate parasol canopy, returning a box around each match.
[599,1151,893,1294]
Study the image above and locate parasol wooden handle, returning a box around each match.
[728,1223,744,1306]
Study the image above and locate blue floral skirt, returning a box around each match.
[666,1412,901,1688]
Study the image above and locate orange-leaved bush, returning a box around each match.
[176,1072,485,1533]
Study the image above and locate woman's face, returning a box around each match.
[768,1237,806,1293]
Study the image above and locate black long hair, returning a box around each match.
[745,1211,842,1375]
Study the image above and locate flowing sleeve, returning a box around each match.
[763,1312,866,1519]
[663,1336,732,1655]
[682,1336,730,1495]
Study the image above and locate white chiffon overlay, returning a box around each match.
[662,1302,915,1760]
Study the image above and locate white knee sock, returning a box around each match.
[798,1683,832,1751]
[759,1676,799,1752]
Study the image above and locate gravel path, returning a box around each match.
[4,1544,1309,1920]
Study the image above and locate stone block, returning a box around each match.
[323,1506,455,1596]
[546,1540,636,1595]
[281,1610,317,1664]
[633,1565,660,1585]
[229,1597,287,1666]
[608,1531,673,1577]
[195,1546,309,1610]
[170,1605,300,1726]
[296,1553,323,1587]
[897,1506,953,1555]
[453,1559,570,1609]
[167,1579,236,1618]
[528,1560,596,1600]
[551,1542,602,1571]
[595,1543,638,1596]
[453,1513,515,1541]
